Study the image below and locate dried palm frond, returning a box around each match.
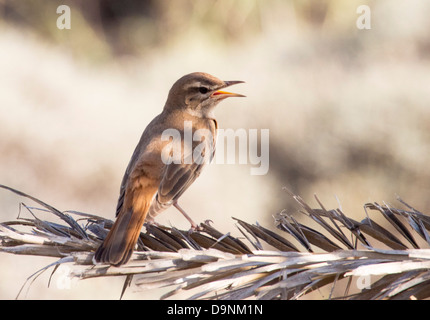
[1,184,430,300]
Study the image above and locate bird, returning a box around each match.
[94,72,245,266]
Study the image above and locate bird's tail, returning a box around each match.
[94,192,151,266]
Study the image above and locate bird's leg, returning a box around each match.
[173,201,201,231]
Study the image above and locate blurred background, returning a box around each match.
[1,0,430,299]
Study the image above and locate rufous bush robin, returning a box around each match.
[94,72,244,266]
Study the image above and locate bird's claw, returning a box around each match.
[203,219,213,226]
[188,223,203,234]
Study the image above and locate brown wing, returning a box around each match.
[157,118,218,205]
[158,161,204,203]
[115,135,150,217]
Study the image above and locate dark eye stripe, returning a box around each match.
[199,87,208,94]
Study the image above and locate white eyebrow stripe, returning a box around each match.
[183,81,202,90]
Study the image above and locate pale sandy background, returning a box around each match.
[1,0,430,299]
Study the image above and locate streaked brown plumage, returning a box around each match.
[94,72,244,266]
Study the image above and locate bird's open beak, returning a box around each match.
[212,80,245,99]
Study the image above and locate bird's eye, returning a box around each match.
[199,87,208,94]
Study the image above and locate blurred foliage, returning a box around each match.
[0,0,265,58]
[0,0,381,58]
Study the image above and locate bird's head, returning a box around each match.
[164,72,245,117]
